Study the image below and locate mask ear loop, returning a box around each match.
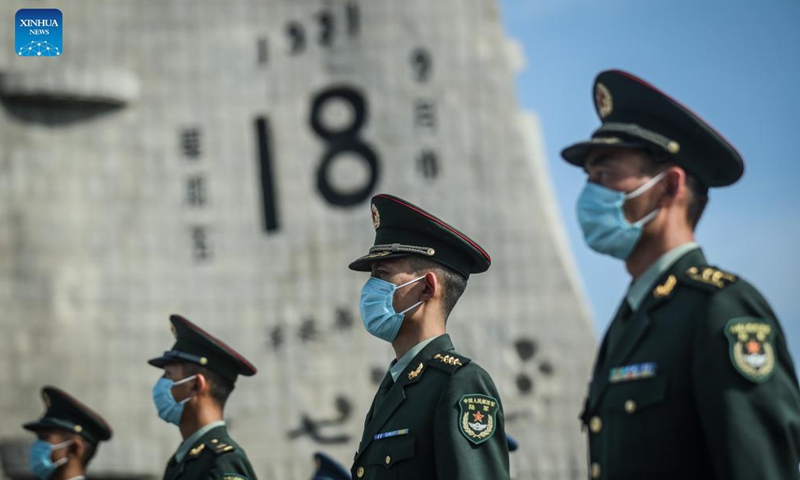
[396,275,428,315]
[173,375,198,405]
[50,439,74,468]
[396,275,426,290]
[625,171,668,200]
[398,300,424,316]
[625,171,668,226]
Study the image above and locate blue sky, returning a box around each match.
[499,0,800,361]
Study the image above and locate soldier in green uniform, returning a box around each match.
[561,69,800,479]
[348,193,510,480]
[22,386,112,480]
[148,314,259,480]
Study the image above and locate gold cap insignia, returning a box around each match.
[371,203,380,230]
[595,82,613,118]
[199,357,208,365]
[170,324,178,339]
[74,425,83,433]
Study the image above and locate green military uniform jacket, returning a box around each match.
[581,248,800,479]
[162,425,257,480]
[351,334,510,479]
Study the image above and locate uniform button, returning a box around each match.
[385,455,391,465]
[625,399,637,414]
[589,416,602,433]
[356,466,364,478]
[591,462,601,479]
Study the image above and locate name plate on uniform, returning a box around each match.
[609,362,657,383]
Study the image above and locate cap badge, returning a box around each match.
[595,82,613,118]
[170,324,178,339]
[371,203,380,230]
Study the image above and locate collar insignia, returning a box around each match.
[407,362,424,380]
[653,275,677,298]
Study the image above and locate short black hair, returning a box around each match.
[182,363,235,408]
[642,148,709,229]
[81,440,97,467]
[405,255,468,321]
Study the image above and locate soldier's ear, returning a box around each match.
[420,271,437,301]
[194,373,209,394]
[659,166,684,207]
[70,435,86,460]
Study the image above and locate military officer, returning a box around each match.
[562,69,800,479]
[348,193,510,479]
[22,386,112,480]
[149,314,259,480]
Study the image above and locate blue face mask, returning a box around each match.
[360,275,426,342]
[29,439,71,480]
[152,375,196,425]
[577,171,666,260]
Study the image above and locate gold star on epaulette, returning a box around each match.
[686,267,737,288]
[434,354,463,366]
[189,444,205,457]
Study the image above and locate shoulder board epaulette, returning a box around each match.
[428,352,471,373]
[682,266,738,291]
[206,439,236,456]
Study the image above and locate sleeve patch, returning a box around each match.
[725,317,776,383]
[458,394,499,445]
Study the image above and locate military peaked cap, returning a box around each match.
[148,314,257,383]
[561,69,744,188]
[348,194,491,279]
[23,386,112,445]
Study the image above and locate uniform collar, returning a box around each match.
[65,476,86,480]
[388,334,444,382]
[626,242,700,311]
[175,420,226,462]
